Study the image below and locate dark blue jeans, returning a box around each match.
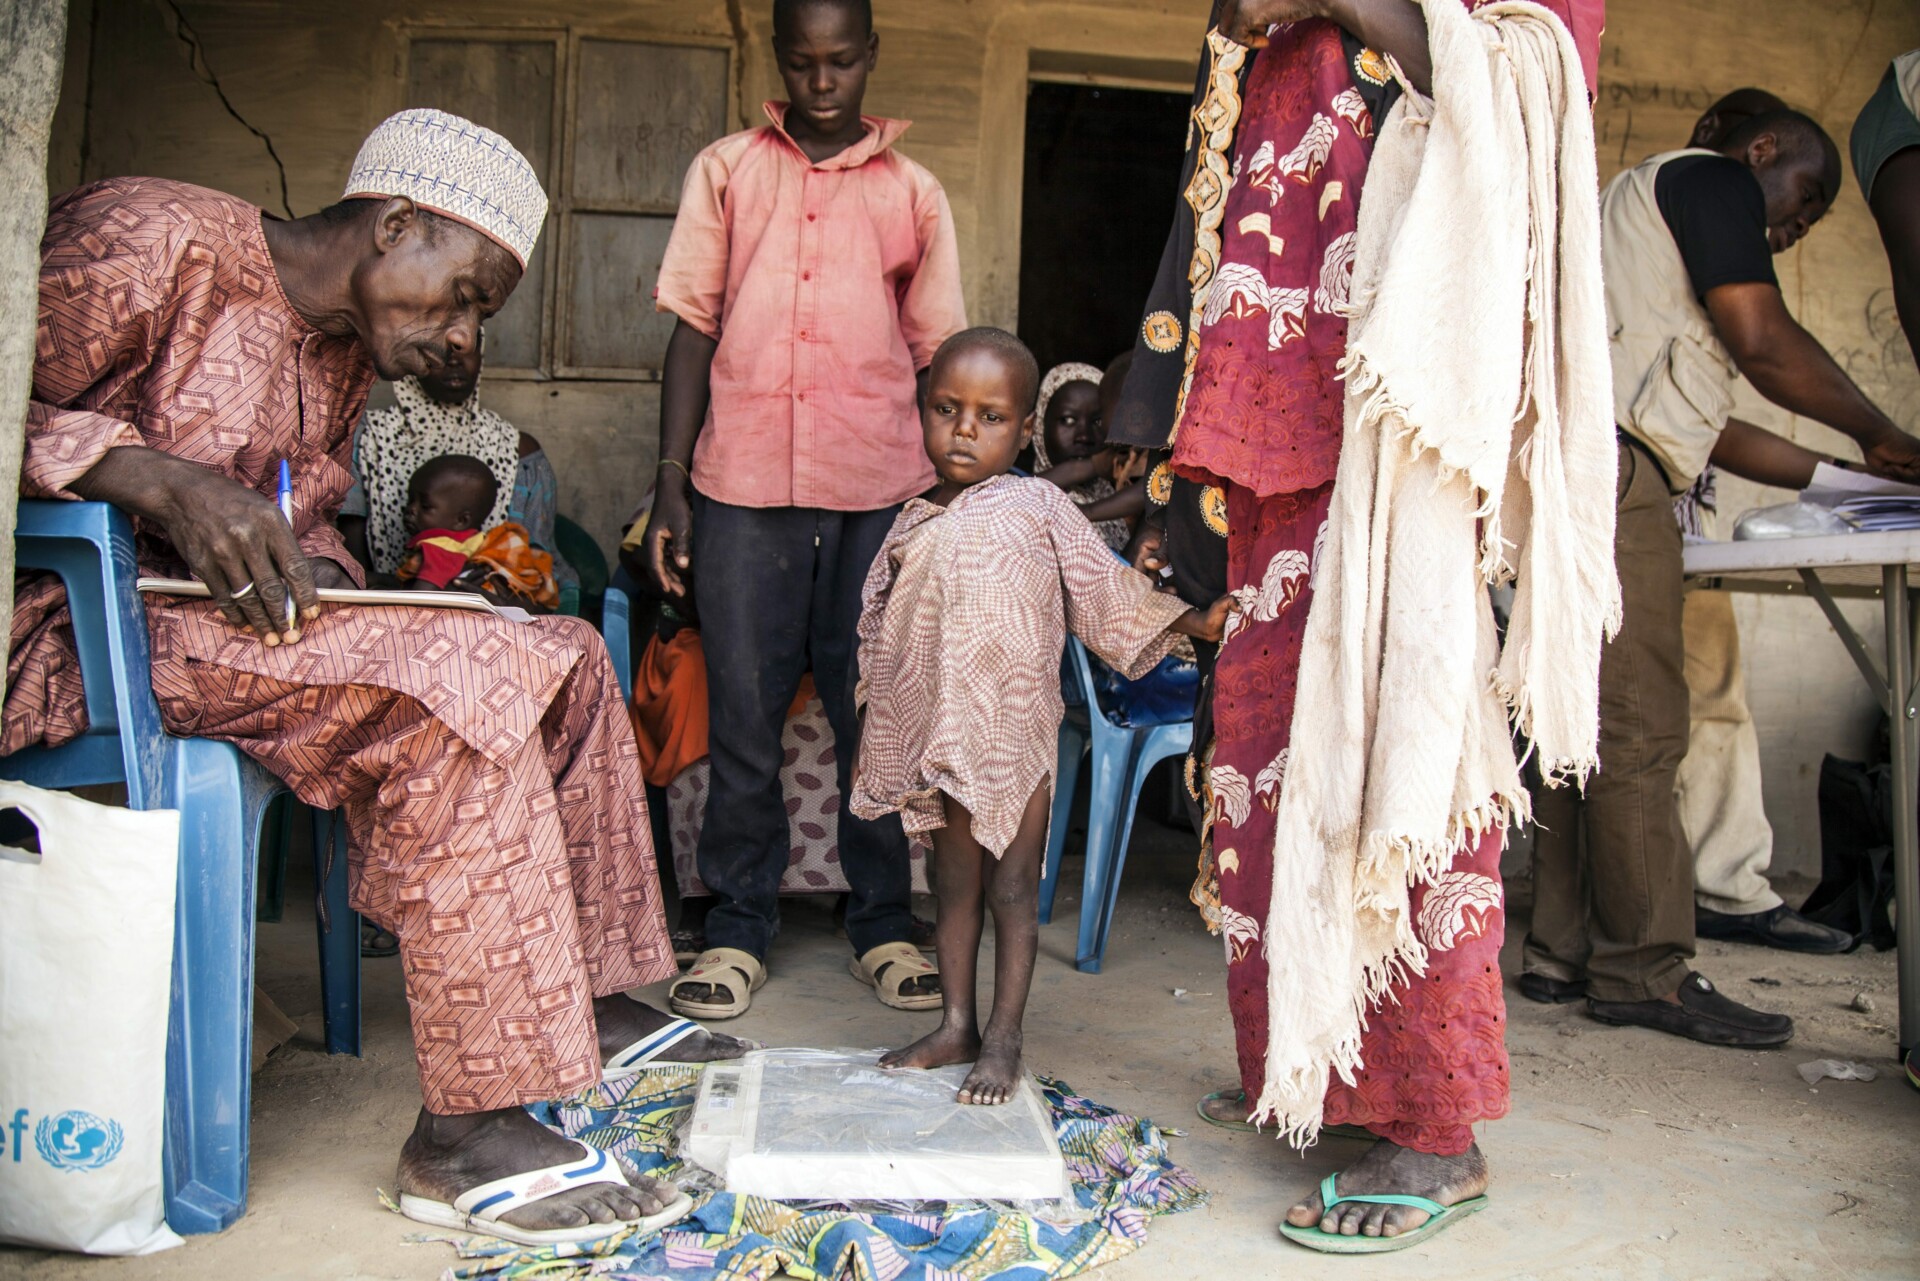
[691,494,912,959]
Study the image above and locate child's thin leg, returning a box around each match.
[959,781,1050,1106]
[879,796,985,1072]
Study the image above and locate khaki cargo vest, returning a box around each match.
[1602,149,1744,492]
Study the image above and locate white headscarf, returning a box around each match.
[1031,362,1105,471]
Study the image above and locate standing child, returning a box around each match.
[854,329,1234,1104]
[643,0,969,1021]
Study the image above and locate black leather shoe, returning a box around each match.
[1518,972,1589,1004]
[1588,972,1794,1048]
[1696,904,1853,955]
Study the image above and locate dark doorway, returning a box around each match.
[1019,81,1188,376]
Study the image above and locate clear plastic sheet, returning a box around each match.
[1732,501,1853,540]
[682,1049,1081,1219]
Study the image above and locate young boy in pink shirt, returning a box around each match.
[643,0,968,1020]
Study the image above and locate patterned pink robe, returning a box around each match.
[851,475,1192,855]
[5,178,675,1114]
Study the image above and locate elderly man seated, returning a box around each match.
[3,110,747,1245]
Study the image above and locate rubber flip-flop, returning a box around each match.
[1905,1048,1918,1093]
[1196,1090,1374,1140]
[361,922,399,959]
[398,1141,693,1248]
[1197,1088,1260,1132]
[1279,1173,1488,1254]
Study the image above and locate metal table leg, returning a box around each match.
[1890,565,1920,1059]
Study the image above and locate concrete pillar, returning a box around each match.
[0,1,67,681]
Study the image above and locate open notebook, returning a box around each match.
[137,578,534,624]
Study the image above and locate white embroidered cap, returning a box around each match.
[344,109,548,268]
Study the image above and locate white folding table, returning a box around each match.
[1685,530,1920,1060]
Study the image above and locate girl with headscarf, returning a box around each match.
[1031,362,1130,550]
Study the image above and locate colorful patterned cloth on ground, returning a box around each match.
[408,1068,1206,1281]
[668,695,930,897]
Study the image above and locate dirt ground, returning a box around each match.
[2,815,1914,1281]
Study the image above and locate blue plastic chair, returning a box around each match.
[603,583,634,702]
[0,501,360,1235]
[1038,638,1193,974]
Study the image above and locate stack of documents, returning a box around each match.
[1801,463,1920,532]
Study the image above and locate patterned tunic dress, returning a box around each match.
[850,475,1192,856]
[5,178,675,1115]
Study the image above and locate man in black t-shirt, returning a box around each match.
[1650,94,1860,959]
[1528,110,1920,1052]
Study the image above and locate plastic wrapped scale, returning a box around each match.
[683,1049,1072,1205]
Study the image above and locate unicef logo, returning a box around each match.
[34,1111,124,1172]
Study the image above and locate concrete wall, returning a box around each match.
[40,0,1920,873]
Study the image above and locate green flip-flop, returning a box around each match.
[1279,1173,1489,1254]
[1195,1090,1375,1141]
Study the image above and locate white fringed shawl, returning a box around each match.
[1248,0,1619,1146]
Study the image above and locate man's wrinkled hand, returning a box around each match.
[163,473,320,646]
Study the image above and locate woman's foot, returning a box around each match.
[1286,1140,1488,1240]
[880,1022,981,1073]
[594,994,753,1065]
[1198,1088,1259,1129]
[396,1107,673,1234]
[957,1030,1024,1106]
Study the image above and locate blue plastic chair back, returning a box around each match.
[2,500,359,1235]
[3,502,170,805]
[1038,636,1194,973]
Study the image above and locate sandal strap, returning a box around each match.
[605,1018,702,1071]
[673,947,761,995]
[1320,1173,1447,1218]
[453,1142,628,1221]
[863,941,936,982]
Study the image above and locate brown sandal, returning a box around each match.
[848,941,942,1011]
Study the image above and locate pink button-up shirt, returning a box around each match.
[655,103,967,511]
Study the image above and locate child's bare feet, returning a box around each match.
[880,1022,980,1072]
[957,1030,1024,1106]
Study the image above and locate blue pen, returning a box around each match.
[276,461,298,629]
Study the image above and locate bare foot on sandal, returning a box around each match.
[397,1107,676,1234]
[956,1030,1023,1106]
[1286,1140,1488,1239]
[880,1021,981,1072]
[595,995,753,1065]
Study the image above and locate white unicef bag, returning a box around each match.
[0,779,183,1254]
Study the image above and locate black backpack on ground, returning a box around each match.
[1801,754,1897,952]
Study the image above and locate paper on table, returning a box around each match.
[136,578,534,624]
[1801,461,1920,504]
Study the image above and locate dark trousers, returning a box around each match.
[1525,438,1696,1002]
[691,494,912,959]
